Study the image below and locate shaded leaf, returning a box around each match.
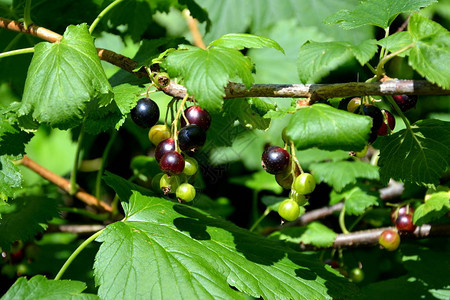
[19,24,113,129]
[0,196,58,250]
[286,104,371,151]
[0,155,22,200]
[2,275,98,300]
[377,32,413,57]
[378,119,450,187]
[0,119,33,156]
[310,161,379,192]
[229,171,282,194]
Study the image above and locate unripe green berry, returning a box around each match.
[160,174,182,194]
[278,199,300,221]
[294,173,316,195]
[176,183,196,202]
[183,157,198,176]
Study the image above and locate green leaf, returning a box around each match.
[0,196,58,249]
[297,40,379,83]
[325,0,437,29]
[229,170,283,194]
[263,100,297,119]
[377,32,413,57]
[270,222,337,248]
[19,24,113,129]
[0,119,33,156]
[297,41,352,84]
[0,155,22,200]
[100,0,154,42]
[286,104,371,151]
[359,245,450,300]
[378,119,450,187]
[222,99,270,130]
[330,186,379,215]
[165,46,254,112]
[94,191,356,299]
[84,100,122,135]
[261,195,288,211]
[247,98,276,117]
[2,275,98,300]
[209,33,285,53]
[413,192,450,225]
[310,161,379,192]
[130,155,161,181]
[408,14,450,89]
[349,39,378,65]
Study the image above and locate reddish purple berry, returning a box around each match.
[261,146,290,174]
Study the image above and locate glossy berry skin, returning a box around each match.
[261,146,290,174]
[159,151,185,175]
[377,109,395,136]
[155,138,175,162]
[176,183,196,202]
[393,94,418,112]
[278,199,300,221]
[130,98,160,128]
[379,229,400,251]
[347,98,361,113]
[149,124,171,146]
[390,206,414,223]
[290,190,307,206]
[275,171,293,189]
[181,106,211,131]
[151,173,165,193]
[160,174,182,194]
[349,268,364,283]
[183,157,198,176]
[178,125,207,152]
[356,104,383,143]
[294,173,316,195]
[395,214,417,233]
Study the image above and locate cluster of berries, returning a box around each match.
[261,146,316,222]
[339,94,417,144]
[379,205,416,251]
[130,98,211,202]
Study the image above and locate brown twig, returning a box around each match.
[183,10,206,49]
[299,224,450,250]
[1,17,449,101]
[19,156,112,212]
[48,224,106,234]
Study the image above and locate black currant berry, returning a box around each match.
[181,106,211,131]
[159,151,185,175]
[155,138,175,162]
[377,109,395,136]
[393,95,418,112]
[391,206,414,223]
[130,98,160,128]
[178,124,206,152]
[379,229,400,251]
[395,214,417,233]
[356,104,383,143]
[261,146,290,174]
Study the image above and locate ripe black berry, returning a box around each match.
[395,214,416,233]
[155,138,175,162]
[178,124,206,152]
[261,146,290,174]
[391,205,414,223]
[393,95,418,112]
[356,104,383,143]
[159,151,185,175]
[130,98,160,128]
[377,109,395,136]
[181,106,211,131]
